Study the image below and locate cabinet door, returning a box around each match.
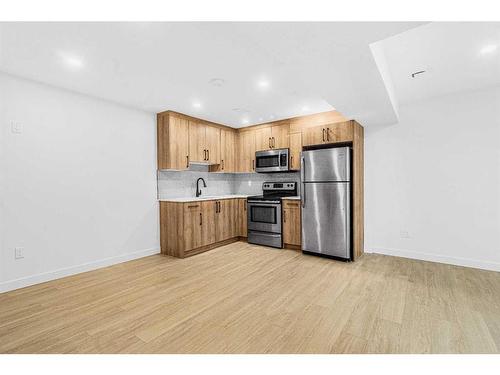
[205,126,221,164]
[255,126,272,151]
[302,125,327,146]
[238,199,247,237]
[183,203,203,251]
[215,199,237,242]
[238,130,256,172]
[220,129,236,172]
[201,201,216,246]
[189,121,206,162]
[158,115,189,170]
[326,121,354,143]
[271,123,290,149]
[283,202,301,246]
[289,132,302,170]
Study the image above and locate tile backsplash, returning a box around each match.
[158,164,300,199]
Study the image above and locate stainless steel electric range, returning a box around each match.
[247,181,297,248]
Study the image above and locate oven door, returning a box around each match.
[255,149,289,173]
[247,200,282,233]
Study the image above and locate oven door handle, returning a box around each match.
[247,200,281,205]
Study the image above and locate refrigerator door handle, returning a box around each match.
[301,155,305,208]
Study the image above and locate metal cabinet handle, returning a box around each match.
[322,129,325,142]
[252,159,255,171]
[283,210,286,223]
[199,212,202,225]
[291,155,293,169]
[187,204,199,208]
[269,137,271,149]
[221,159,224,170]
[207,149,210,161]
[186,155,189,168]
[326,128,330,142]
[203,149,206,160]
[272,137,275,148]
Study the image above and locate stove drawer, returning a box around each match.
[248,230,282,249]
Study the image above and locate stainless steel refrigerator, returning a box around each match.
[301,147,351,259]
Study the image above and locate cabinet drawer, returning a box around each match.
[283,200,301,209]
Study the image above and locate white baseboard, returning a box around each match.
[0,247,160,293]
[366,246,500,272]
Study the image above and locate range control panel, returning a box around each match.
[262,182,296,191]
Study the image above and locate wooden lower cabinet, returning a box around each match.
[238,198,247,237]
[282,199,301,248]
[215,199,238,242]
[160,199,242,258]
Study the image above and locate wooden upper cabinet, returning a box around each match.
[189,121,206,162]
[205,126,221,164]
[254,123,290,151]
[302,125,327,146]
[271,123,290,149]
[219,129,236,172]
[255,126,272,151]
[157,114,190,170]
[188,121,221,164]
[289,132,302,171]
[302,121,354,147]
[238,129,256,172]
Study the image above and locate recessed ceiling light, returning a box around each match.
[209,78,225,87]
[257,79,270,90]
[258,117,263,122]
[192,101,202,109]
[480,44,498,55]
[242,118,250,125]
[269,114,275,119]
[58,52,84,70]
[302,106,309,112]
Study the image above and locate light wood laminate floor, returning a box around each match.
[1,241,499,353]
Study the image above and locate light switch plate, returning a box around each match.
[399,230,410,239]
[11,121,23,134]
[15,247,25,259]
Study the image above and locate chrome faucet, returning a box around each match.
[196,177,207,197]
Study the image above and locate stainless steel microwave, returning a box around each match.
[255,148,289,173]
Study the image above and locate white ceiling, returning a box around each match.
[3,23,498,128]
[0,22,427,127]
[372,22,500,107]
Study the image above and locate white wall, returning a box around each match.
[0,73,159,292]
[365,87,500,271]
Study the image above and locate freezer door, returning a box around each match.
[301,182,350,259]
[302,147,350,182]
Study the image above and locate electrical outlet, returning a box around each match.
[399,230,410,239]
[14,247,25,259]
[11,121,23,134]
